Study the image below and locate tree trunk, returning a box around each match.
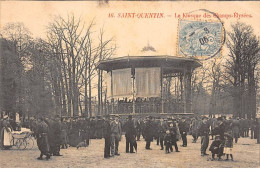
[84,60,88,117]
[88,53,92,117]
[98,69,101,115]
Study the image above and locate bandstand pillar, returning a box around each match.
[183,69,187,113]
[185,69,192,113]
[183,69,192,113]
[111,71,114,114]
[131,67,136,115]
[161,67,164,113]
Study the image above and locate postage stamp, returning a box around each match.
[177,20,224,60]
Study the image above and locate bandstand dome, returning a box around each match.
[97,55,201,74]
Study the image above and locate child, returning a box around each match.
[223,130,234,161]
[209,135,223,160]
[164,130,172,153]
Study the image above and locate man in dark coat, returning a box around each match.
[169,122,180,152]
[232,118,240,143]
[214,117,225,142]
[178,117,189,147]
[244,118,250,137]
[140,118,146,139]
[103,115,111,158]
[136,118,142,141]
[250,118,257,139]
[144,116,154,150]
[190,117,199,143]
[83,118,90,146]
[69,117,81,146]
[125,115,136,153]
[90,117,96,139]
[35,117,50,160]
[239,118,245,137]
[78,117,87,143]
[158,118,168,150]
[153,118,160,146]
[45,116,62,156]
[60,118,69,149]
[198,116,210,156]
[95,116,103,139]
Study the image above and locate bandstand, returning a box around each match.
[97,56,201,116]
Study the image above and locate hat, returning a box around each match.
[3,115,8,119]
[115,114,119,118]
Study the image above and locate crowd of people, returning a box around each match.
[0,114,259,162]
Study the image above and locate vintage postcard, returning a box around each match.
[0,0,259,168]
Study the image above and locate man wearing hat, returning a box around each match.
[95,116,103,139]
[214,117,225,141]
[198,116,210,156]
[35,116,51,160]
[213,117,226,157]
[124,115,136,153]
[178,117,189,147]
[110,115,121,156]
[103,115,111,158]
[45,115,62,156]
[158,118,168,150]
[136,118,142,141]
[144,116,154,150]
[60,117,69,149]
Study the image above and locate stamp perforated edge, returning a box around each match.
[176,18,225,60]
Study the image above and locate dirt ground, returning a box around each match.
[0,135,259,168]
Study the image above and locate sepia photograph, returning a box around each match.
[0,0,259,168]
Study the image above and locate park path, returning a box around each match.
[0,135,259,168]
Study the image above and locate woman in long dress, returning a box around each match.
[0,116,13,149]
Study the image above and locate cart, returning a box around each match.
[10,128,35,150]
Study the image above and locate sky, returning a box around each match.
[1,1,260,58]
[0,1,260,99]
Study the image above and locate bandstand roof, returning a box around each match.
[97,55,202,74]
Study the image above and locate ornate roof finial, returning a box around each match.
[141,41,156,52]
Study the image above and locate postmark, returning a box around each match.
[177,19,224,60]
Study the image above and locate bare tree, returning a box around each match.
[0,22,32,119]
[224,22,260,118]
[46,14,115,117]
